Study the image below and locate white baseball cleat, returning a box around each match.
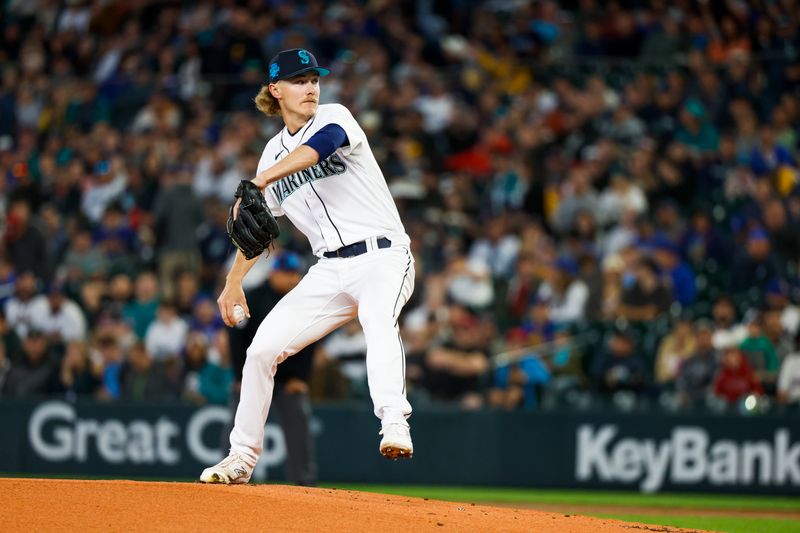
[379,423,413,460]
[199,452,254,484]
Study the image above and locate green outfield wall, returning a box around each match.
[1,399,798,494]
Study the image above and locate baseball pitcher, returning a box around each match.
[201,49,415,484]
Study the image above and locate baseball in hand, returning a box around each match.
[233,304,247,326]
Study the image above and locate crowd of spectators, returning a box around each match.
[1,0,800,414]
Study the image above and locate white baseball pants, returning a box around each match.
[230,245,415,464]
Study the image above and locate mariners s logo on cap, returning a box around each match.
[268,48,331,82]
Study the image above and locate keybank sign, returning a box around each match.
[27,401,287,477]
[576,424,800,492]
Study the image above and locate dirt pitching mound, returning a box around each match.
[4,478,703,532]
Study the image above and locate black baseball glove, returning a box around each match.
[227,180,280,260]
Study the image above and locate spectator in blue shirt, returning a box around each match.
[652,238,697,306]
[750,124,796,177]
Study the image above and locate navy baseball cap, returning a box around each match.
[268,49,330,83]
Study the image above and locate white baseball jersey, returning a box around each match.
[256,104,410,257]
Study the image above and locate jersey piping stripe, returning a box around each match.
[392,249,412,326]
[309,181,346,247]
[297,115,316,143]
[397,330,406,394]
[279,132,290,156]
[285,115,315,138]
[279,115,316,158]
[303,197,326,243]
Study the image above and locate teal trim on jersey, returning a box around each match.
[269,153,347,205]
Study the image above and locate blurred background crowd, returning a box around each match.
[1,0,800,415]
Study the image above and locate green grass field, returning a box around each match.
[330,485,800,533]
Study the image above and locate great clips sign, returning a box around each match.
[18,400,288,480]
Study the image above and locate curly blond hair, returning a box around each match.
[254,85,281,116]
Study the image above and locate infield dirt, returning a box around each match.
[5,478,707,532]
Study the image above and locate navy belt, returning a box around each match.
[323,237,391,258]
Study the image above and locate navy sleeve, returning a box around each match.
[303,123,349,161]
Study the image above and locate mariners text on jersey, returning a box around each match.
[269,153,346,205]
[257,103,410,257]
